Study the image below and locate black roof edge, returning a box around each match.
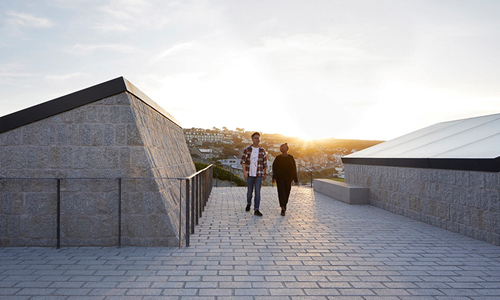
[341,157,500,173]
[0,76,180,134]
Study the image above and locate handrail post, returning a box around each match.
[179,179,182,249]
[311,169,313,188]
[196,175,200,225]
[191,176,195,234]
[185,178,190,247]
[298,165,300,186]
[199,171,203,216]
[118,178,122,248]
[204,169,209,207]
[56,179,61,249]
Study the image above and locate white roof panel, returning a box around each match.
[347,113,500,159]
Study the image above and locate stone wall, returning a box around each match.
[0,92,195,247]
[345,164,500,245]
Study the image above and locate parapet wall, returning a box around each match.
[0,91,195,247]
[345,164,500,246]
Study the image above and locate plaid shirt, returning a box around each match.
[240,145,268,177]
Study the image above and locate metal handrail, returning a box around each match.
[0,165,213,249]
[297,164,314,187]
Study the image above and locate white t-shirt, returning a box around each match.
[249,146,259,177]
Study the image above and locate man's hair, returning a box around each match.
[251,132,260,138]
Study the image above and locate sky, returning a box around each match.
[1,0,500,141]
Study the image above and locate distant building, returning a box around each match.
[218,156,241,169]
[191,147,215,160]
[184,129,226,144]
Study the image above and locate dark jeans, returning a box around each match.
[246,176,262,210]
[276,178,292,210]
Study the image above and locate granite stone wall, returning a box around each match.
[345,164,500,245]
[0,92,195,247]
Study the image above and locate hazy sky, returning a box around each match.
[1,0,499,140]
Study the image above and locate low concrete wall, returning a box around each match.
[345,164,500,246]
[313,179,369,205]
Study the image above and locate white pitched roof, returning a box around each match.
[347,113,500,159]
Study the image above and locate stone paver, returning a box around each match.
[1,186,500,299]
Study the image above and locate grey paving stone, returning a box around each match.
[1,187,500,299]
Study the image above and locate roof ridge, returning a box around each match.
[0,77,180,134]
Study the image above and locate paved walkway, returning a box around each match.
[1,186,500,300]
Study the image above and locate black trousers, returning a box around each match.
[276,178,292,210]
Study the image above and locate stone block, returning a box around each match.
[408,196,420,212]
[481,189,499,212]
[25,193,55,215]
[488,233,499,246]
[49,147,73,169]
[126,124,143,146]
[455,171,470,187]
[0,129,21,146]
[118,146,130,166]
[71,194,97,215]
[120,105,136,123]
[103,124,115,146]
[55,123,70,145]
[1,192,23,214]
[143,192,155,214]
[123,192,144,214]
[20,215,55,239]
[484,172,499,189]
[313,179,369,205]
[123,215,147,237]
[104,148,120,168]
[470,172,485,189]
[6,215,19,237]
[438,169,455,185]
[81,124,104,146]
[462,206,471,225]
[130,148,150,169]
[55,123,80,146]
[1,147,24,169]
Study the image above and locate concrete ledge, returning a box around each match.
[313,179,369,205]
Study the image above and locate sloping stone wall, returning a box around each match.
[0,92,195,246]
[345,164,500,245]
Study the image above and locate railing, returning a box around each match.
[182,164,213,247]
[213,164,245,187]
[0,165,213,249]
[297,165,314,187]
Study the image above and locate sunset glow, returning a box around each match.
[1,1,499,141]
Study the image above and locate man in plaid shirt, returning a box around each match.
[241,132,268,216]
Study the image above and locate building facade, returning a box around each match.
[343,113,500,245]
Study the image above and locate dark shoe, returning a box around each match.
[254,210,263,217]
[281,210,286,216]
[245,204,251,212]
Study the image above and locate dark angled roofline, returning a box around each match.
[341,157,500,173]
[0,76,180,134]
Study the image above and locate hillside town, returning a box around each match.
[184,127,384,185]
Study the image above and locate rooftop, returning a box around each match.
[343,113,500,172]
[1,186,499,298]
